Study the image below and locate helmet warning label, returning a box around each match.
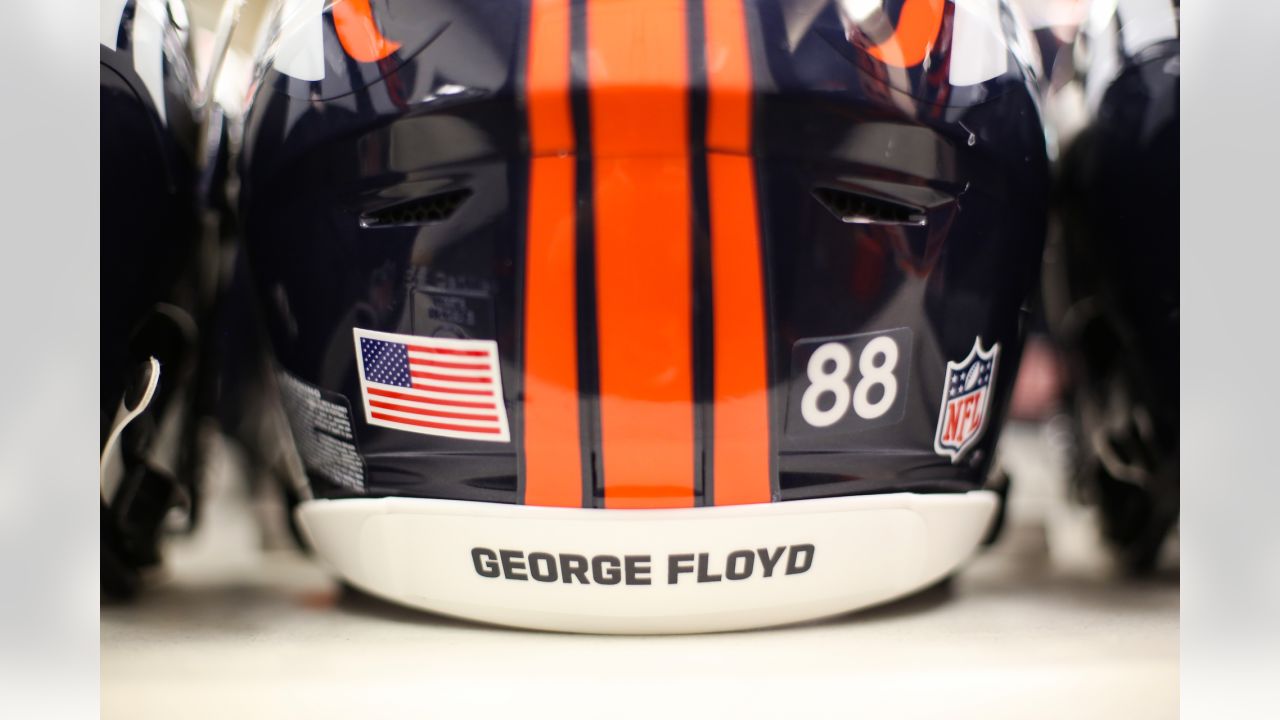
[278,371,367,492]
[468,546,814,585]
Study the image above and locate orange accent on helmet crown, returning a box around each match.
[332,0,402,63]
[867,0,945,68]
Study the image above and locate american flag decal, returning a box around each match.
[352,328,511,443]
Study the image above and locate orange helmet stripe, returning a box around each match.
[523,0,584,507]
[527,0,576,155]
[705,0,772,505]
[589,0,696,509]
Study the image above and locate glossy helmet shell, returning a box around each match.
[237,0,1049,631]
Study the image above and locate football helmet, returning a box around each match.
[237,0,1049,632]
[1044,0,1179,571]
[100,0,208,599]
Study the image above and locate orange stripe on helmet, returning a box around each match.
[705,0,771,505]
[704,0,752,153]
[867,0,945,68]
[527,0,576,155]
[589,0,695,509]
[331,0,402,63]
[523,0,583,507]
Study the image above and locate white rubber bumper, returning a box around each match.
[296,491,997,634]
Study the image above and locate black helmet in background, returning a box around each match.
[100,0,207,599]
[1044,0,1179,572]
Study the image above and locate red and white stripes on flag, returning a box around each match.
[352,327,511,442]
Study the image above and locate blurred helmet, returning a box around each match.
[237,0,1049,632]
[100,0,205,599]
[1044,0,1179,571]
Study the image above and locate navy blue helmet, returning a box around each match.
[235,0,1051,632]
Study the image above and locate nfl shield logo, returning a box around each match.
[933,338,1001,462]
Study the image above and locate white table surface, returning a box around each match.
[102,425,1178,719]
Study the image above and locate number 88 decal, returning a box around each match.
[788,328,912,437]
[801,336,899,426]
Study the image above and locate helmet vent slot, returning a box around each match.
[361,188,472,228]
[813,187,927,226]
